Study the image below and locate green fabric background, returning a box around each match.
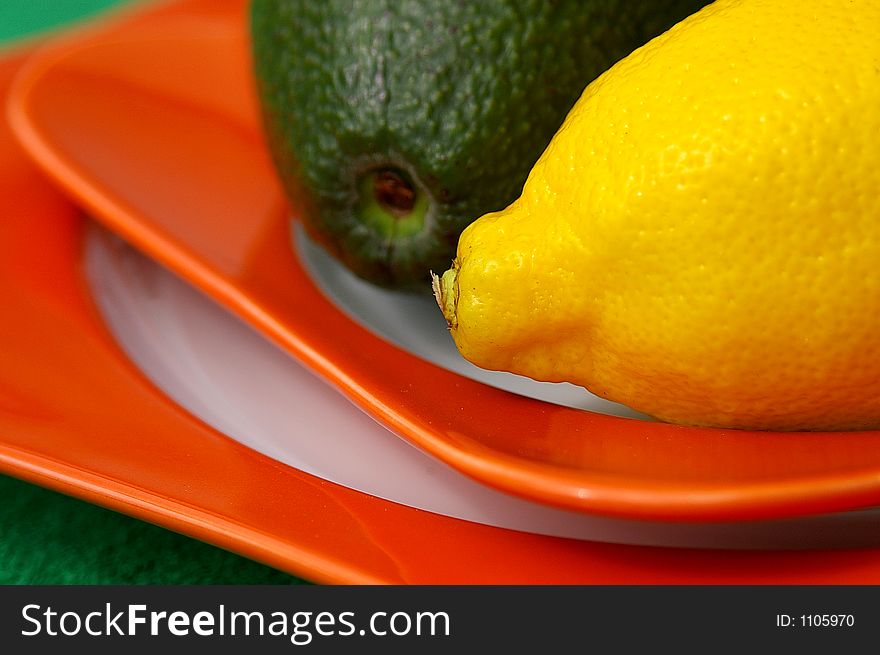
[0,0,306,585]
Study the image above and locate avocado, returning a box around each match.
[251,0,707,289]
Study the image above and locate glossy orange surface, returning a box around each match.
[7,9,880,585]
[9,0,880,522]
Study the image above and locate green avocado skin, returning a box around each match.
[252,0,708,289]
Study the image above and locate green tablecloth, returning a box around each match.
[0,0,305,585]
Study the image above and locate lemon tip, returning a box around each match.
[431,265,458,330]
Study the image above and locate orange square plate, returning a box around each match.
[8,0,880,524]
[6,6,880,584]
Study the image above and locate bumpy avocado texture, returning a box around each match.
[251,0,708,289]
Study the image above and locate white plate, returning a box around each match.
[86,226,880,550]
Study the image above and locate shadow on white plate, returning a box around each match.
[293,223,649,418]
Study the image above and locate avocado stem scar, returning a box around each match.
[373,168,416,217]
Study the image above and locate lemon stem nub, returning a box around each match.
[432,265,458,329]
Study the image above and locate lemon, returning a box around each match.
[435,0,880,431]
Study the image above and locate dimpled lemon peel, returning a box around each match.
[435,0,880,431]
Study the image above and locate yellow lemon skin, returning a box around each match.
[441,0,880,431]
